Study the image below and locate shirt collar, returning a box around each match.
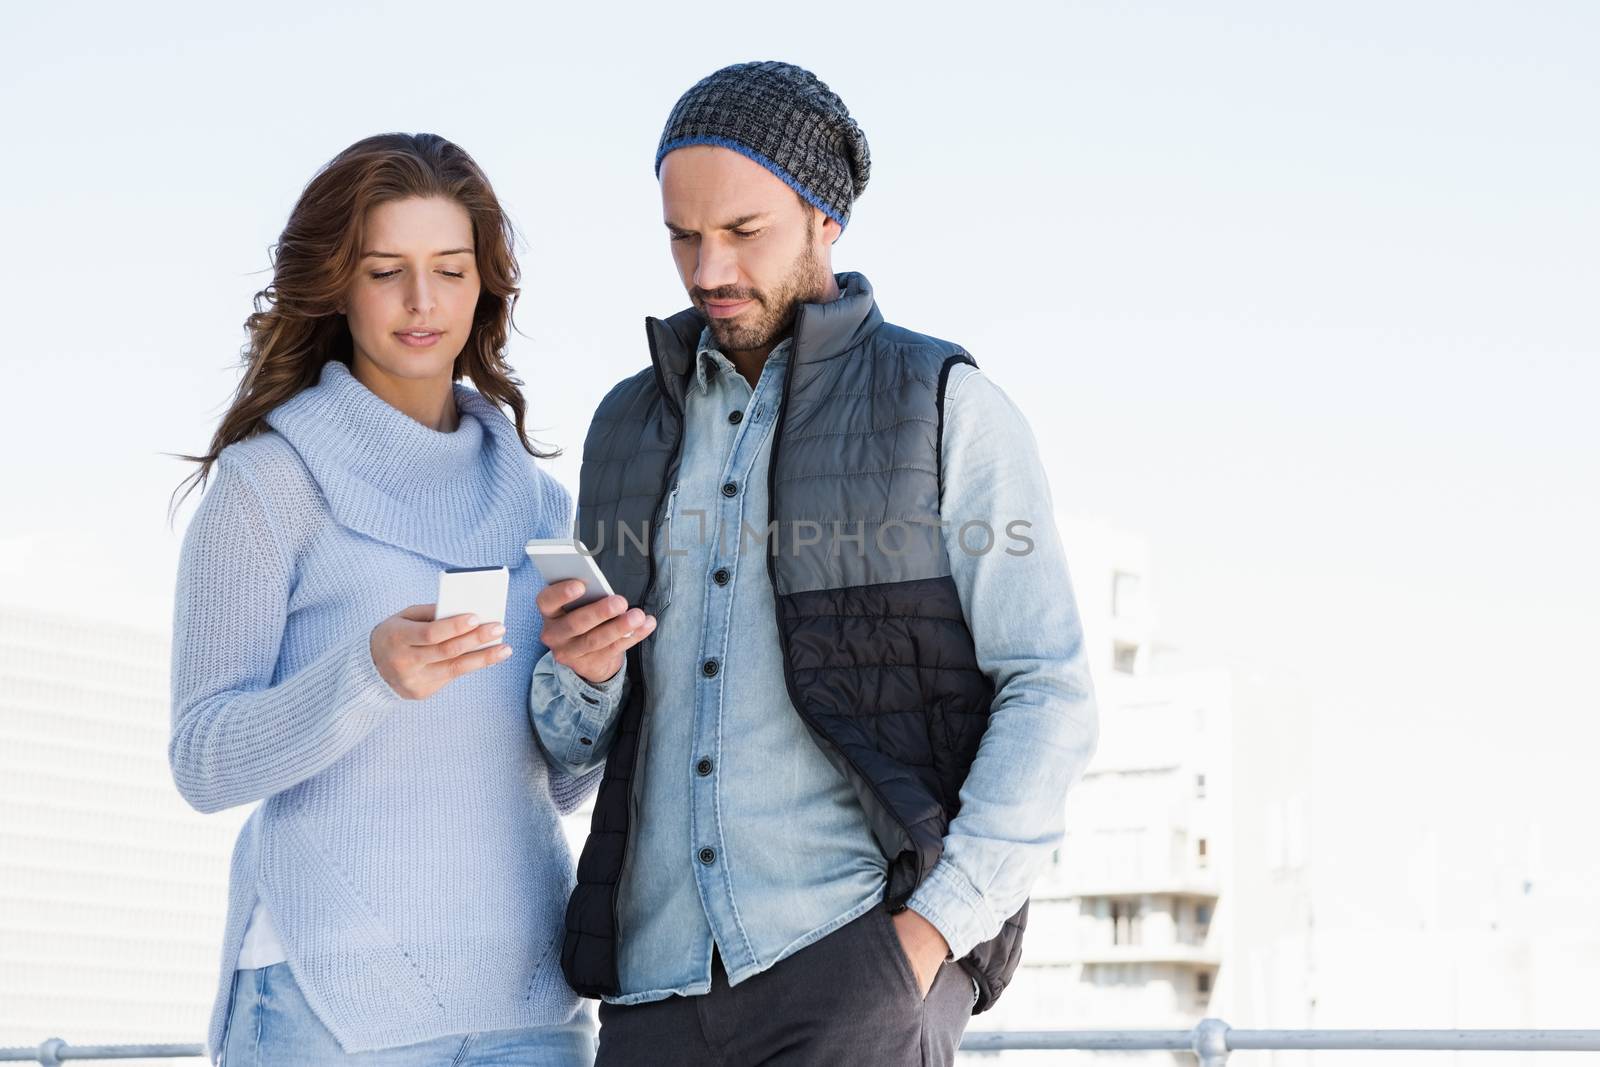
[693,327,793,395]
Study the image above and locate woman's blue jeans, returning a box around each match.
[219,964,597,1066]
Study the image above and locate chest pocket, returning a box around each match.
[644,481,680,615]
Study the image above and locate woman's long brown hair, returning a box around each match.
[172,132,554,515]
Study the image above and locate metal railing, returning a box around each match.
[963,1021,1600,1062]
[0,1043,204,1064]
[6,1022,1600,1063]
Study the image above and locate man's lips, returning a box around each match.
[704,299,753,319]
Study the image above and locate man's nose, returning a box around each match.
[694,242,739,293]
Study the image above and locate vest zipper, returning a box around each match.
[761,315,923,905]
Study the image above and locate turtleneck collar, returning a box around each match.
[265,360,546,568]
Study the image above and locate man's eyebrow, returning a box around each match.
[663,213,769,233]
[360,247,474,259]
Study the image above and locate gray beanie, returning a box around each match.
[655,60,871,229]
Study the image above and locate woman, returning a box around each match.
[170,133,610,1065]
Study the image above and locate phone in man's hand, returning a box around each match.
[524,539,615,611]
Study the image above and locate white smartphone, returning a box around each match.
[434,565,509,650]
[524,538,615,611]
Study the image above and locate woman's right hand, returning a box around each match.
[370,605,512,700]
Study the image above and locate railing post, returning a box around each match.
[34,1039,65,1067]
[1192,1018,1231,1066]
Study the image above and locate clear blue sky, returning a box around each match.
[3,2,1596,884]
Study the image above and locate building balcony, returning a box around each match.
[1071,943,1223,966]
[1055,879,1221,901]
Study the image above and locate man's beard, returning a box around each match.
[696,236,829,356]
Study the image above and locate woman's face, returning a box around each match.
[341,196,481,384]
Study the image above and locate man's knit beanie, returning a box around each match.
[655,61,871,229]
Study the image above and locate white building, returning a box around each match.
[969,518,1235,1063]
[0,606,242,1061]
[1224,670,1600,1067]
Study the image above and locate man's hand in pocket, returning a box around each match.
[892,908,950,998]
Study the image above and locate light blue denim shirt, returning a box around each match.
[531,331,1098,1005]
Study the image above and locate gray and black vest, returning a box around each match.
[561,272,1027,1013]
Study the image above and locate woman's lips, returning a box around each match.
[704,300,752,319]
[394,330,442,348]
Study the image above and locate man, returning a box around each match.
[530,61,1098,1065]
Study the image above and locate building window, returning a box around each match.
[1112,571,1141,618]
[1110,899,1141,946]
[1113,641,1139,674]
[1196,773,1207,799]
[1196,838,1209,869]
[1195,903,1213,926]
[1197,971,1212,995]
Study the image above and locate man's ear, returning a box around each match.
[822,216,844,246]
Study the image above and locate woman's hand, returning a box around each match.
[537,582,656,685]
[370,604,512,700]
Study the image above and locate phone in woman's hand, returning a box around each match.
[435,566,509,651]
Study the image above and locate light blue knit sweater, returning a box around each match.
[169,359,596,1058]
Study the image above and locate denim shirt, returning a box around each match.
[531,332,1098,1004]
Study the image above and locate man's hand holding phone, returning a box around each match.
[537,582,657,685]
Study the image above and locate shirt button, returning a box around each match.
[728,410,743,425]
[721,481,738,497]
[702,659,720,678]
[696,757,714,776]
[698,847,717,866]
[713,568,731,586]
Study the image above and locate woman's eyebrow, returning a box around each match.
[360,247,475,258]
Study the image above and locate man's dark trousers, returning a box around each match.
[594,904,974,1066]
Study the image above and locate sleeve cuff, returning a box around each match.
[906,860,998,961]
[555,658,625,705]
[553,659,626,762]
[350,633,407,706]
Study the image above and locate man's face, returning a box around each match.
[660,145,841,355]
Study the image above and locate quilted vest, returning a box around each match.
[561,273,1027,1013]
